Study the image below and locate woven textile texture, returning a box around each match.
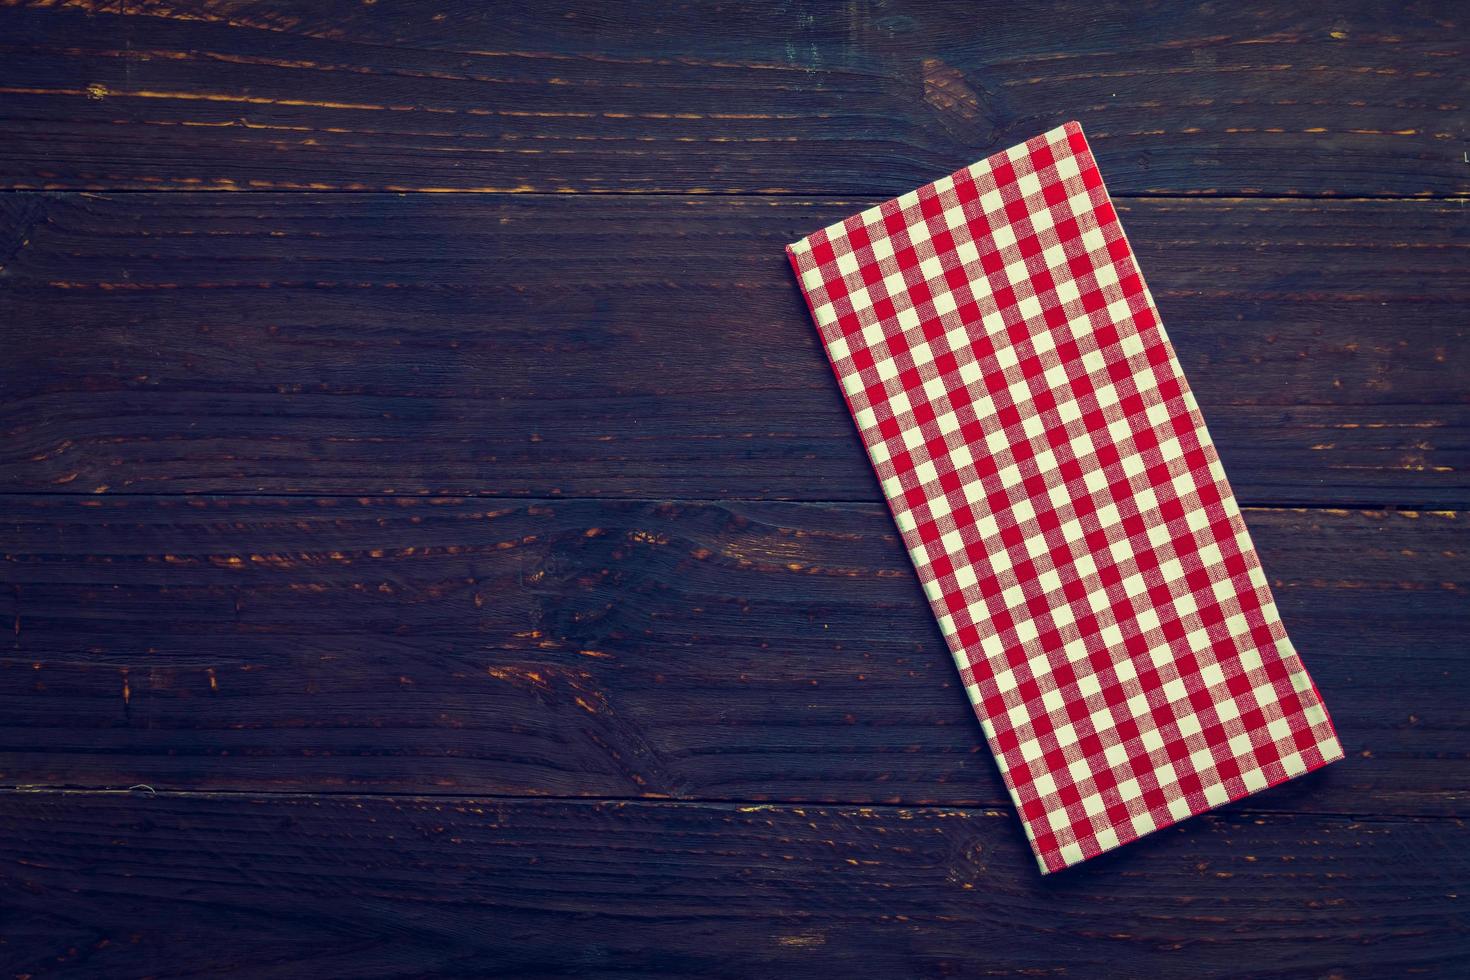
[785,121,1342,874]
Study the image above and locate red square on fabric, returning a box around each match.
[785,121,1342,874]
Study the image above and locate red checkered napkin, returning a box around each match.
[786,121,1342,873]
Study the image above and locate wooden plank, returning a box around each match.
[2,790,1466,977]
[1,497,1463,814]
[0,1,1464,196]
[3,193,1465,504]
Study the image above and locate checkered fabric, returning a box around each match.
[786,121,1342,874]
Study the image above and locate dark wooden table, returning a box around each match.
[2,2,1467,976]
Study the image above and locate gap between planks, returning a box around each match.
[0,188,1466,202]
[0,492,1459,513]
[0,785,1459,824]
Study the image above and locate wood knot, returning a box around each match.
[922,57,985,133]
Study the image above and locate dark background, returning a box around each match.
[1,1,1467,976]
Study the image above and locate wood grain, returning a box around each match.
[0,0,1464,196]
[2,790,1466,978]
[2,496,1462,814]
[2,2,1467,971]
[3,193,1465,504]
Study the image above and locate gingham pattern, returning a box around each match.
[786,122,1342,874]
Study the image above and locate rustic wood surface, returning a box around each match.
[0,1,1464,196]
[3,194,1466,505]
[1,1,1467,977]
[4,792,1467,978]
[1,498,1464,818]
